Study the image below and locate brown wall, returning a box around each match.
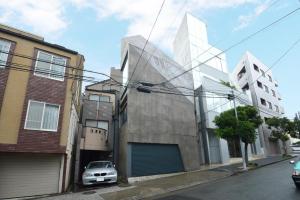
[0,31,84,153]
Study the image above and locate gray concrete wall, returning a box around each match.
[118,36,201,177]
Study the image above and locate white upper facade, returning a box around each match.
[232,51,283,117]
[173,13,228,88]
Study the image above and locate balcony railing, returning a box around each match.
[80,127,108,151]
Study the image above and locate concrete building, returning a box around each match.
[0,24,84,198]
[118,35,201,178]
[232,51,284,155]
[173,13,262,165]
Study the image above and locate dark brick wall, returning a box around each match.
[16,49,68,153]
[0,39,16,114]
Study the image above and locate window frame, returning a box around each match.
[267,101,272,110]
[264,85,269,93]
[260,69,266,77]
[253,64,259,72]
[271,89,276,97]
[85,119,109,131]
[260,98,266,106]
[268,75,273,82]
[34,50,67,81]
[257,81,263,88]
[24,100,61,132]
[0,39,12,69]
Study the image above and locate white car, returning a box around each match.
[82,161,117,186]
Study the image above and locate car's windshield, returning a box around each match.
[87,161,112,169]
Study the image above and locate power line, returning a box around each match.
[133,0,188,80]
[126,0,166,87]
[0,50,123,84]
[154,7,300,86]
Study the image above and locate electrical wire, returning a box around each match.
[126,0,166,87]
[0,49,123,84]
[154,7,300,86]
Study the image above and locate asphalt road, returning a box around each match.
[150,159,300,200]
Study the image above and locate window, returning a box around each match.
[121,53,128,86]
[237,66,246,80]
[25,100,60,131]
[253,64,259,72]
[34,50,66,81]
[86,120,109,131]
[260,98,266,106]
[89,94,110,102]
[257,81,263,88]
[260,69,265,77]
[242,83,249,92]
[0,40,11,68]
[268,75,272,82]
[264,85,269,93]
[267,101,272,109]
[271,89,276,97]
[275,105,279,112]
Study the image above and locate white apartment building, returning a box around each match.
[173,13,262,165]
[232,51,284,155]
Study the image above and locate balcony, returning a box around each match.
[80,127,109,151]
[277,92,282,100]
[279,106,285,114]
[274,79,279,87]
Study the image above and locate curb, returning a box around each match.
[231,156,296,175]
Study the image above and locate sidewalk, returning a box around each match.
[39,155,291,200]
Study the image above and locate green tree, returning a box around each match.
[266,117,294,155]
[294,113,300,138]
[214,105,262,166]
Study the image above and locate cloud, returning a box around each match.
[70,0,258,51]
[234,0,273,31]
[0,0,68,38]
[0,0,259,49]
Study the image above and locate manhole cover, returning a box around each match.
[82,191,96,195]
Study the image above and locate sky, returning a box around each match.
[0,0,299,119]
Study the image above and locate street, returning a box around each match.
[149,159,300,200]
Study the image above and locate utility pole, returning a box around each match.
[230,90,247,171]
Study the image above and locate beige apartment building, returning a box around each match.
[0,24,84,198]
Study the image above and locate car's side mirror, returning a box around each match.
[290,160,295,164]
[113,164,116,168]
[84,166,87,169]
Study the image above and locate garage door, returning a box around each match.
[0,153,61,199]
[130,143,184,177]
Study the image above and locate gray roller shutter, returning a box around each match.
[0,153,61,199]
[130,143,184,177]
[208,130,221,164]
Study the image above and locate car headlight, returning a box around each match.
[107,171,116,175]
[83,172,93,177]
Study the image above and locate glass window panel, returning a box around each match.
[35,52,52,76]
[99,96,110,102]
[86,120,97,127]
[50,56,65,80]
[98,121,108,131]
[0,40,11,67]
[50,64,65,80]
[89,95,99,101]
[26,101,44,129]
[42,104,59,130]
